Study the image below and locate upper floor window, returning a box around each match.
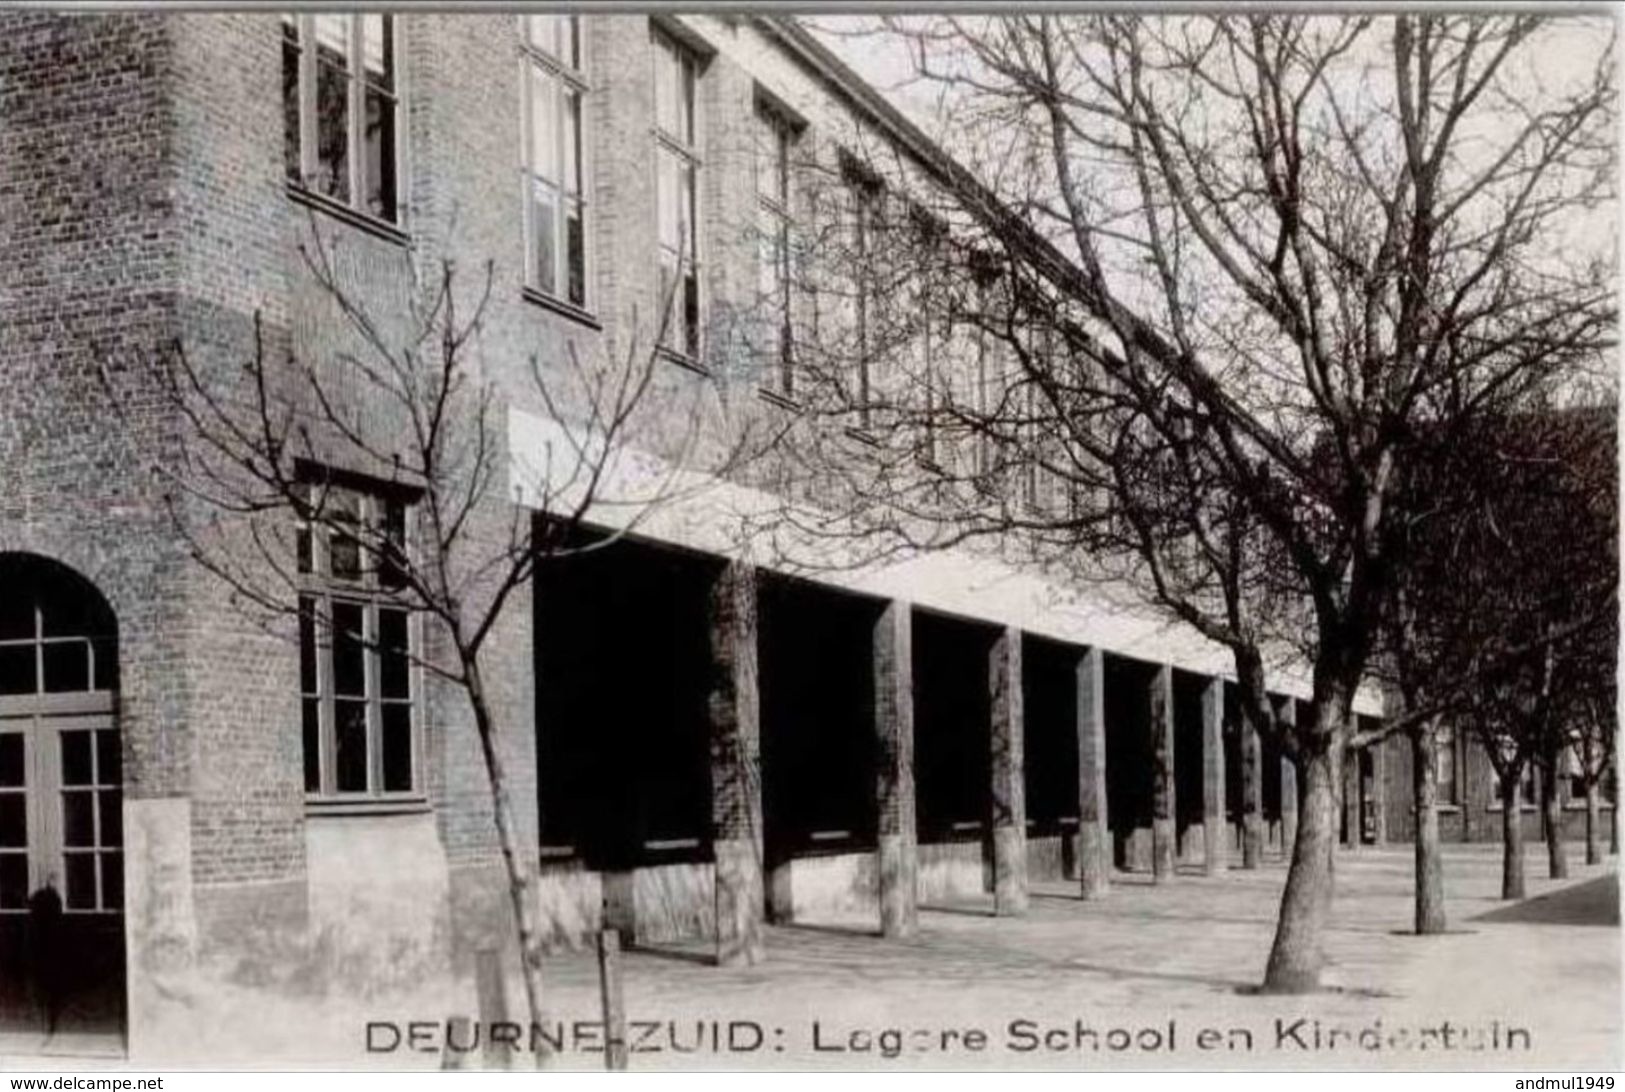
[848,177,882,427]
[283,13,402,225]
[754,102,795,394]
[522,16,588,309]
[653,30,701,361]
[296,479,417,803]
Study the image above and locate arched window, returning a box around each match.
[0,555,118,698]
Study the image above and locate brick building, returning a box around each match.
[0,12,1607,1062]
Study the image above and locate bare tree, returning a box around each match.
[1571,685,1617,866]
[1379,401,1615,923]
[98,225,749,1064]
[752,13,1614,991]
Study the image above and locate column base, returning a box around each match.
[713,838,764,967]
[1152,817,1176,881]
[1078,821,1111,898]
[767,858,794,925]
[877,833,918,937]
[1202,815,1227,875]
[991,825,1028,915]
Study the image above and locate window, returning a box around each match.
[754,102,795,393]
[973,285,993,479]
[521,16,588,309]
[852,181,879,426]
[653,30,701,361]
[1435,727,1458,805]
[297,480,417,801]
[1501,761,1539,808]
[1564,742,1609,803]
[283,14,401,225]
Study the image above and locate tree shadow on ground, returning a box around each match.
[626,944,716,967]
[1066,960,1251,993]
[1234,983,1397,999]
[777,921,880,939]
[1470,875,1619,927]
[919,904,997,918]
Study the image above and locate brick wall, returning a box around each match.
[0,13,191,808]
[1378,731,1613,846]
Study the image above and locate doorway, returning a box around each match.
[0,554,125,1044]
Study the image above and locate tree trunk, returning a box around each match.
[1323,739,1341,916]
[1500,769,1526,900]
[1261,741,1337,993]
[1411,726,1446,934]
[1585,776,1601,866]
[467,659,550,1068]
[1542,755,1568,880]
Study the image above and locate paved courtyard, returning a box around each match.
[464,844,1621,1071]
[532,845,1619,1071]
[3,843,1617,1070]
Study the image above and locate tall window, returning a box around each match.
[1435,727,1458,805]
[847,176,881,427]
[653,30,701,360]
[522,15,588,309]
[297,481,417,801]
[283,13,401,225]
[754,102,794,393]
[1502,761,1539,807]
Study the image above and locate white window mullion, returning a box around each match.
[409,611,422,798]
[298,15,317,187]
[519,58,534,289]
[318,595,336,797]
[347,17,365,217]
[391,21,407,229]
[365,603,381,795]
[555,77,568,300]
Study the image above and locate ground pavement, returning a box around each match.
[518,843,1620,1071]
[2,842,1617,1070]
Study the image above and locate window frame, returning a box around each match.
[1492,757,1542,811]
[519,15,592,315]
[283,13,406,231]
[754,99,796,395]
[652,27,704,366]
[296,481,423,809]
[1434,725,1459,807]
[851,180,879,427]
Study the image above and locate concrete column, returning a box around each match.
[1276,697,1299,859]
[1242,711,1264,868]
[1149,664,1176,882]
[874,601,918,937]
[1241,711,1267,864]
[708,563,764,967]
[1201,676,1227,875]
[989,626,1028,915]
[1075,647,1110,898]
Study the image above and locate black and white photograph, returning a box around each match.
[0,4,1618,1076]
